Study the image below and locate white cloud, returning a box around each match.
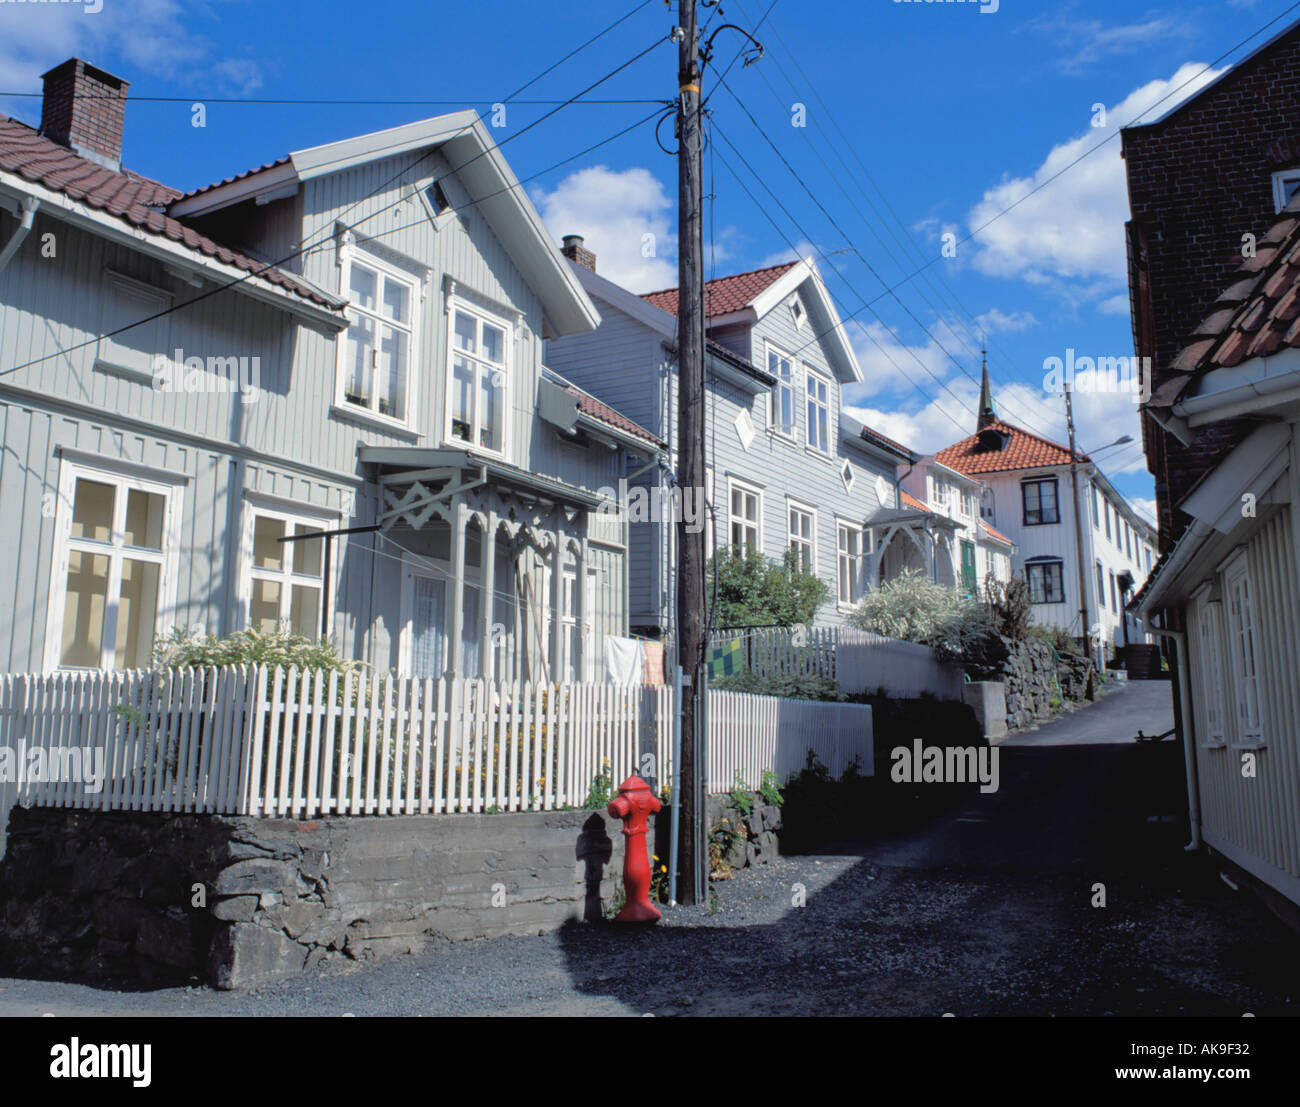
[975,307,1037,334]
[845,327,1151,475]
[532,166,677,293]
[1024,15,1194,76]
[0,0,264,122]
[1129,496,1159,526]
[967,63,1227,297]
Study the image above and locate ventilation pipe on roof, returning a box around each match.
[0,195,39,275]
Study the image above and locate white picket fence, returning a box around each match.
[712,625,880,680]
[0,666,873,830]
[708,690,871,792]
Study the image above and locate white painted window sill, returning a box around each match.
[330,403,420,440]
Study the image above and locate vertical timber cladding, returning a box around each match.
[1194,508,1300,896]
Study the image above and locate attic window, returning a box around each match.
[790,298,806,330]
[977,427,1010,452]
[427,181,451,216]
[1272,169,1300,213]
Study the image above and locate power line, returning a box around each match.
[714,69,1063,441]
[0,93,668,106]
[709,121,973,439]
[0,37,670,380]
[726,0,1065,434]
[717,0,1300,424]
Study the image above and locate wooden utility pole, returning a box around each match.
[675,0,705,905]
[1065,383,1094,664]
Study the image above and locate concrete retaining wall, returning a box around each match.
[837,636,965,702]
[0,806,632,989]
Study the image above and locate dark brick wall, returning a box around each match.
[1122,26,1300,550]
[40,58,129,165]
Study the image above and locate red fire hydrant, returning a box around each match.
[607,775,663,923]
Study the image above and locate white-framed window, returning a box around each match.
[788,501,815,573]
[837,521,865,607]
[805,368,830,453]
[1125,521,1133,560]
[97,270,172,378]
[1023,478,1059,526]
[767,344,796,437]
[729,478,762,553]
[1224,555,1263,744]
[447,299,510,454]
[1026,559,1065,604]
[47,459,182,670]
[338,249,417,424]
[1193,592,1227,746]
[960,490,978,519]
[1091,484,1100,529]
[933,477,949,510]
[1095,560,1105,605]
[241,503,335,638]
[1109,570,1118,614]
[1272,168,1300,213]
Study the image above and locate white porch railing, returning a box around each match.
[0,666,873,827]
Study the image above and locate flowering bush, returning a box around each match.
[848,569,995,662]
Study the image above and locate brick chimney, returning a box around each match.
[40,58,130,170]
[560,234,596,272]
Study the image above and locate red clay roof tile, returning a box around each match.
[934,419,1083,475]
[0,112,339,310]
[641,260,798,318]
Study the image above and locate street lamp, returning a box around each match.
[1085,434,1134,457]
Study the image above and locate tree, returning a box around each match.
[708,547,829,628]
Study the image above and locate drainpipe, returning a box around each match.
[0,196,39,274]
[1145,612,1202,852]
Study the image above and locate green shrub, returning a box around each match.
[153,625,361,675]
[1029,624,1082,657]
[984,575,1033,641]
[711,669,843,702]
[759,768,783,807]
[583,759,614,810]
[707,547,830,628]
[850,569,996,662]
[729,771,754,816]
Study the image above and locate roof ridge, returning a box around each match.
[639,258,800,301]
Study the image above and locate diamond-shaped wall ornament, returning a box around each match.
[841,460,855,493]
[735,408,756,450]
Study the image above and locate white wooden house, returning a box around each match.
[542,246,914,636]
[934,374,1157,656]
[0,57,662,683]
[1136,192,1300,910]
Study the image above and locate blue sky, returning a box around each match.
[0,0,1291,519]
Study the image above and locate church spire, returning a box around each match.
[977,341,997,432]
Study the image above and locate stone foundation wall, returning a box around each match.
[992,636,1092,731]
[0,806,631,990]
[703,793,783,873]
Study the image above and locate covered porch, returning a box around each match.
[866,505,960,588]
[360,447,619,685]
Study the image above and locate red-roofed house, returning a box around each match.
[0,57,663,687]
[931,369,1157,658]
[1135,185,1300,912]
[543,246,915,635]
